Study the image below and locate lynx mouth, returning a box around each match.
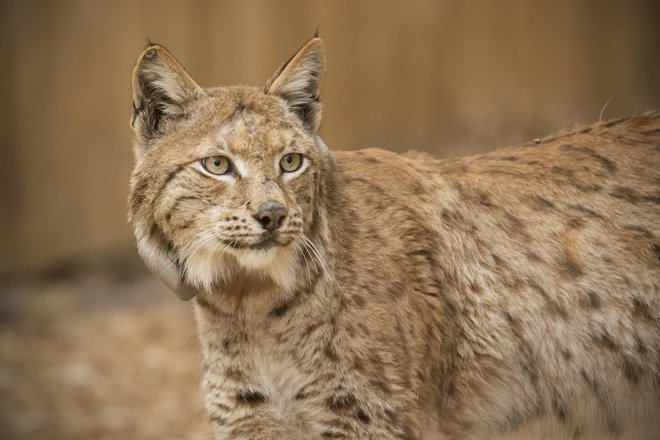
[231,235,297,273]
[251,237,277,250]
[224,235,292,250]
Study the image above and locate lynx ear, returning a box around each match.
[265,38,325,132]
[131,44,204,146]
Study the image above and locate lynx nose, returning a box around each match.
[255,201,287,232]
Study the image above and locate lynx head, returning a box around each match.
[128,38,331,300]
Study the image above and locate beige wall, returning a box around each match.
[1,0,659,275]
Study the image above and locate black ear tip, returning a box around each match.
[139,40,170,61]
[144,37,165,52]
[314,26,320,38]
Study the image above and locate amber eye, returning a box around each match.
[280,153,303,173]
[201,156,231,175]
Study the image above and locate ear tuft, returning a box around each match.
[265,38,325,132]
[131,44,203,146]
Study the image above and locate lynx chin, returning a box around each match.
[128,37,660,439]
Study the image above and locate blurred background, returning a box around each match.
[0,0,658,438]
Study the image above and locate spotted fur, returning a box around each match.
[128,37,660,439]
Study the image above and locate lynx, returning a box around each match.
[128,37,660,439]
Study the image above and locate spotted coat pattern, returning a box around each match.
[128,38,660,439]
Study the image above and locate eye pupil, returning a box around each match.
[202,156,231,175]
[279,153,303,173]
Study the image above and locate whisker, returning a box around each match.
[204,239,225,272]
[185,234,218,264]
[293,240,313,284]
[155,227,211,279]
[300,233,343,293]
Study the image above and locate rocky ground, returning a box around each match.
[0,269,210,439]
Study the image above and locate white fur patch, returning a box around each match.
[235,247,280,270]
[234,245,298,293]
[180,234,299,294]
[183,242,231,291]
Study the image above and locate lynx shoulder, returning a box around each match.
[128,37,660,439]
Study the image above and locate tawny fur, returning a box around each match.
[128,38,660,439]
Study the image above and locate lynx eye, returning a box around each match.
[280,153,303,173]
[201,156,231,175]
